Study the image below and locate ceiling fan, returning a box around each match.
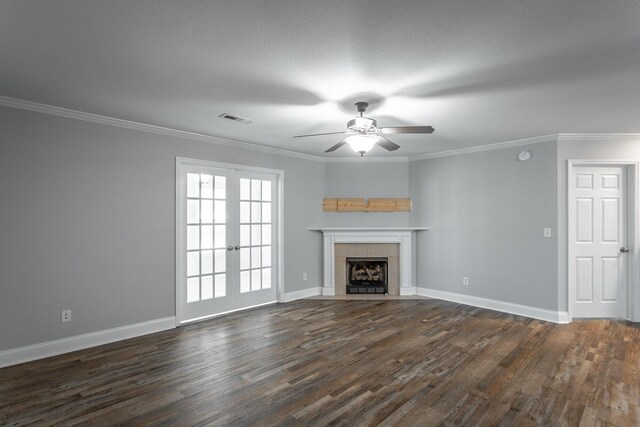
[293,102,434,156]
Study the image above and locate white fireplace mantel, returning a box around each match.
[307,227,430,232]
[308,226,430,296]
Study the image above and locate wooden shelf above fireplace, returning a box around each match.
[323,197,412,212]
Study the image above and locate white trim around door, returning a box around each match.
[567,160,639,322]
[175,157,285,325]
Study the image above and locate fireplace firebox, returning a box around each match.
[346,258,388,294]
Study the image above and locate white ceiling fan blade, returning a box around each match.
[380,126,434,134]
[324,140,347,153]
[293,131,346,139]
[376,136,400,151]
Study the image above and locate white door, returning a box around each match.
[570,166,628,318]
[178,164,278,323]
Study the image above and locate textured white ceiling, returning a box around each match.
[1,1,639,157]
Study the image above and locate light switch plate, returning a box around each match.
[544,228,552,238]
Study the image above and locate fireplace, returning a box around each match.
[346,257,388,294]
[312,226,429,296]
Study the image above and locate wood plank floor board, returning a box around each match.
[1,299,639,426]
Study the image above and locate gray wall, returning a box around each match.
[0,106,324,351]
[324,161,410,227]
[5,104,637,355]
[557,137,640,317]
[409,142,559,310]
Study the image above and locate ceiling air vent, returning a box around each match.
[218,113,252,124]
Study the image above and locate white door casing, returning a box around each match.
[569,165,629,318]
[176,158,283,325]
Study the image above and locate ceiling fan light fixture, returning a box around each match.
[345,134,378,156]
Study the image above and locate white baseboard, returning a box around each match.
[281,287,322,302]
[399,286,417,296]
[322,287,336,296]
[416,288,570,324]
[0,317,176,369]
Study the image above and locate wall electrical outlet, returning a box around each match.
[303,272,308,281]
[462,277,469,286]
[61,309,71,323]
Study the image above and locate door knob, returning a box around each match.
[234,245,241,250]
[227,246,234,251]
[620,246,630,253]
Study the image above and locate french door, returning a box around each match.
[177,160,279,323]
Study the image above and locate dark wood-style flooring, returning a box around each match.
[1,299,638,426]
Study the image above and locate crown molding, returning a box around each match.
[556,133,640,142]
[3,96,639,163]
[409,133,640,162]
[0,95,409,162]
[0,96,325,162]
[409,134,559,161]
[324,156,409,163]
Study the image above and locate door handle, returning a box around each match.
[234,245,241,251]
[227,246,234,251]
[620,246,630,253]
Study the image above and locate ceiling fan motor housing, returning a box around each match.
[347,117,377,132]
[354,101,369,113]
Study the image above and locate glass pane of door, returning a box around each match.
[239,178,271,292]
[185,173,227,302]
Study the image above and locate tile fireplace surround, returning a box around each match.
[308,227,430,296]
